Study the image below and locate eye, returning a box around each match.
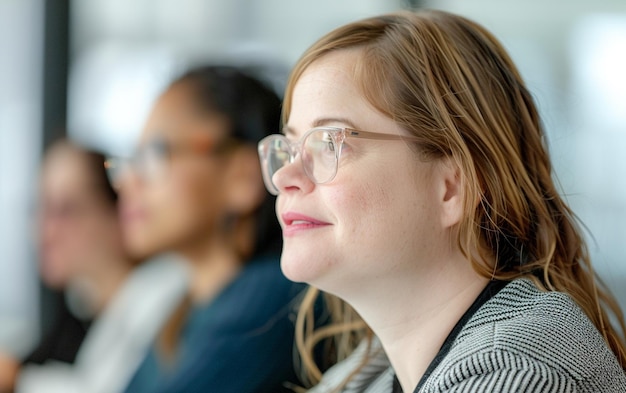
[311,130,336,154]
[321,131,335,152]
[148,139,170,157]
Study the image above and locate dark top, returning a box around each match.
[22,295,90,365]
[123,256,305,393]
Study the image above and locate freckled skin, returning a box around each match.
[274,49,449,299]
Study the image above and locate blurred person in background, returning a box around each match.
[0,140,131,392]
[11,140,189,393]
[109,65,304,393]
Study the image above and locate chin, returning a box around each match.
[124,236,158,260]
[40,259,67,288]
[279,248,333,286]
[280,248,314,283]
[41,270,68,290]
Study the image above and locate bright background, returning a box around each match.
[1,0,624,355]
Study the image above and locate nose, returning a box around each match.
[272,154,315,195]
[114,162,144,198]
[110,161,141,192]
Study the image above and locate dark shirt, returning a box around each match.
[23,295,90,365]
[124,256,305,393]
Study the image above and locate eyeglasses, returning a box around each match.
[257,126,421,195]
[105,135,237,184]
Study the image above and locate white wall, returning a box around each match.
[67,0,404,153]
[0,0,43,356]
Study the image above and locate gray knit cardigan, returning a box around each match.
[308,279,626,392]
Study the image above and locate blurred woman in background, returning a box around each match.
[11,140,189,393]
[0,140,133,392]
[110,65,303,393]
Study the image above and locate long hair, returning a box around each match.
[281,9,626,385]
[44,138,119,207]
[172,65,283,258]
[155,65,285,360]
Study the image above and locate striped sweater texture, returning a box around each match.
[309,279,626,392]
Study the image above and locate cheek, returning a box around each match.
[282,174,392,284]
[122,179,189,254]
[66,220,102,253]
[42,221,97,280]
[280,154,433,287]
[328,167,395,239]
[145,167,222,245]
[161,183,200,229]
[178,165,225,230]
[329,158,438,263]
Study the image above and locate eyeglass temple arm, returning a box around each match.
[345,128,421,141]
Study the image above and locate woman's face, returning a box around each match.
[275,49,458,296]
[116,83,231,259]
[40,148,122,288]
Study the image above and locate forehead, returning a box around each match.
[42,150,92,197]
[140,83,227,143]
[292,49,363,108]
[288,49,384,134]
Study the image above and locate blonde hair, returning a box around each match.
[282,9,626,386]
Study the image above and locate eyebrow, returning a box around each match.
[283,117,359,136]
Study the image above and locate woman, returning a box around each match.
[37,141,136,327]
[15,141,189,393]
[0,140,134,392]
[110,65,304,392]
[257,9,626,392]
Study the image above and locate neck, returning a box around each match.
[96,262,132,309]
[68,257,132,318]
[177,235,244,304]
[344,251,489,393]
[178,216,257,303]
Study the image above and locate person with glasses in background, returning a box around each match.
[5,139,189,393]
[257,9,626,392]
[0,140,126,392]
[108,65,305,393]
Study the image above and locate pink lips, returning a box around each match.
[281,212,331,236]
[119,204,146,226]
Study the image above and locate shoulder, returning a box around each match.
[464,278,611,366]
[89,254,189,332]
[427,279,626,392]
[309,338,394,393]
[122,253,190,296]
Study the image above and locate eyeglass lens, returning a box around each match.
[105,140,170,184]
[260,128,341,195]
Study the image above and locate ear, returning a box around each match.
[222,145,266,215]
[438,158,464,229]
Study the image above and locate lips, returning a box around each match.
[119,203,146,225]
[281,211,331,236]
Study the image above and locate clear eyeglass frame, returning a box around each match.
[257,126,421,195]
[104,135,235,185]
